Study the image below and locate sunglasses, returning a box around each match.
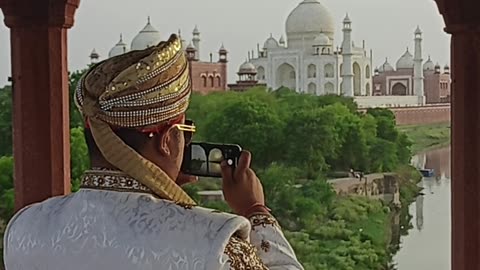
[142,118,196,146]
[173,119,196,146]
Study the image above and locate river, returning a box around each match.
[394,146,451,269]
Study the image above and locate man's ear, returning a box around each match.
[158,131,171,157]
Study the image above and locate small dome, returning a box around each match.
[219,43,227,52]
[108,34,129,58]
[186,42,196,51]
[264,35,279,50]
[193,25,200,35]
[343,13,352,24]
[131,17,161,51]
[396,48,414,69]
[286,0,335,40]
[444,64,450,74]
[238,61,257,74]
[314,33,331,46]
[90,48,99,59]
[378,58,394,73]
[279,35,285,45]
[435,63,441,69]
[415,25,422,35]
[423,56,435,71]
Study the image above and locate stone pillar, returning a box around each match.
[0,0,80,210]
[450,28,480,270]
[434,0,480,269]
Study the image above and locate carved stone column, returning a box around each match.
[434,0,480,269]
[0,0,80,210]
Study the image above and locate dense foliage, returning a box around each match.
[0,73,416,269]
[188,87,411,175]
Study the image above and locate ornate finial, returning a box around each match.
[415,25,422,35]
[147,16,151,24]
[119,33,123,42]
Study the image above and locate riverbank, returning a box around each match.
[398,123,451,153]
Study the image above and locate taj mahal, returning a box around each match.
[230,0,450,107]
[247,0,373,97]
[92,0,450,107]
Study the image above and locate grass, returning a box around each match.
[398,122,451,153]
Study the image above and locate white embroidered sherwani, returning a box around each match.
[3,170,303,270]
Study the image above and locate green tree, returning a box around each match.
[0,86,12,156]
[284,106,339,177]
[323,104,369,172]
[367,108,398,142]
[69,70,88,128]
[204,97,284,168]
[0,156,14,222]
[369,138,399,172]
[70,127,89,192]
[396,132,413,165]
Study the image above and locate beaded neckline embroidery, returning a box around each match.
[80,169,154,195]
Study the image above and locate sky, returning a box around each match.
[0,0,450,87]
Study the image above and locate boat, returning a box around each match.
[419,169,435,177]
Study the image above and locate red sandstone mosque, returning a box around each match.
[90,18,228,95]
[373,27,451,104]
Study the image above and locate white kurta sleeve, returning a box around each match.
[219,214,303,270]
[220,236,268,270]
[248,214,303,270]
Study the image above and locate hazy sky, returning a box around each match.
[0,0,449,87]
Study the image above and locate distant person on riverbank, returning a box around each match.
[3,34,303,270]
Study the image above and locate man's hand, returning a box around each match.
[220,151,268,217]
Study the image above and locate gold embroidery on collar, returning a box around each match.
[224,237,268,270]
[80,169,153,195]
[249,214,279,230]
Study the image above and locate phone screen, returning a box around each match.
[182,142,242,178]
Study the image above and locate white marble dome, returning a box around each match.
[314,33,331,46]
[396,49,414,69]
[378,59,394,73]
[238,61,257,74]
[131,18,161,51]
[286,0,335,40]
[108,35,129,58]
[264,35,279,50]
[423,56,435,71]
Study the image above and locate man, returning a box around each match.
[3,34,303,270]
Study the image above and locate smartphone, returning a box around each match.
[181,142,242,178]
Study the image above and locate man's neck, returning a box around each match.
[90,159,178,182]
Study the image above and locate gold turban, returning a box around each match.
[75,34,195,206]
